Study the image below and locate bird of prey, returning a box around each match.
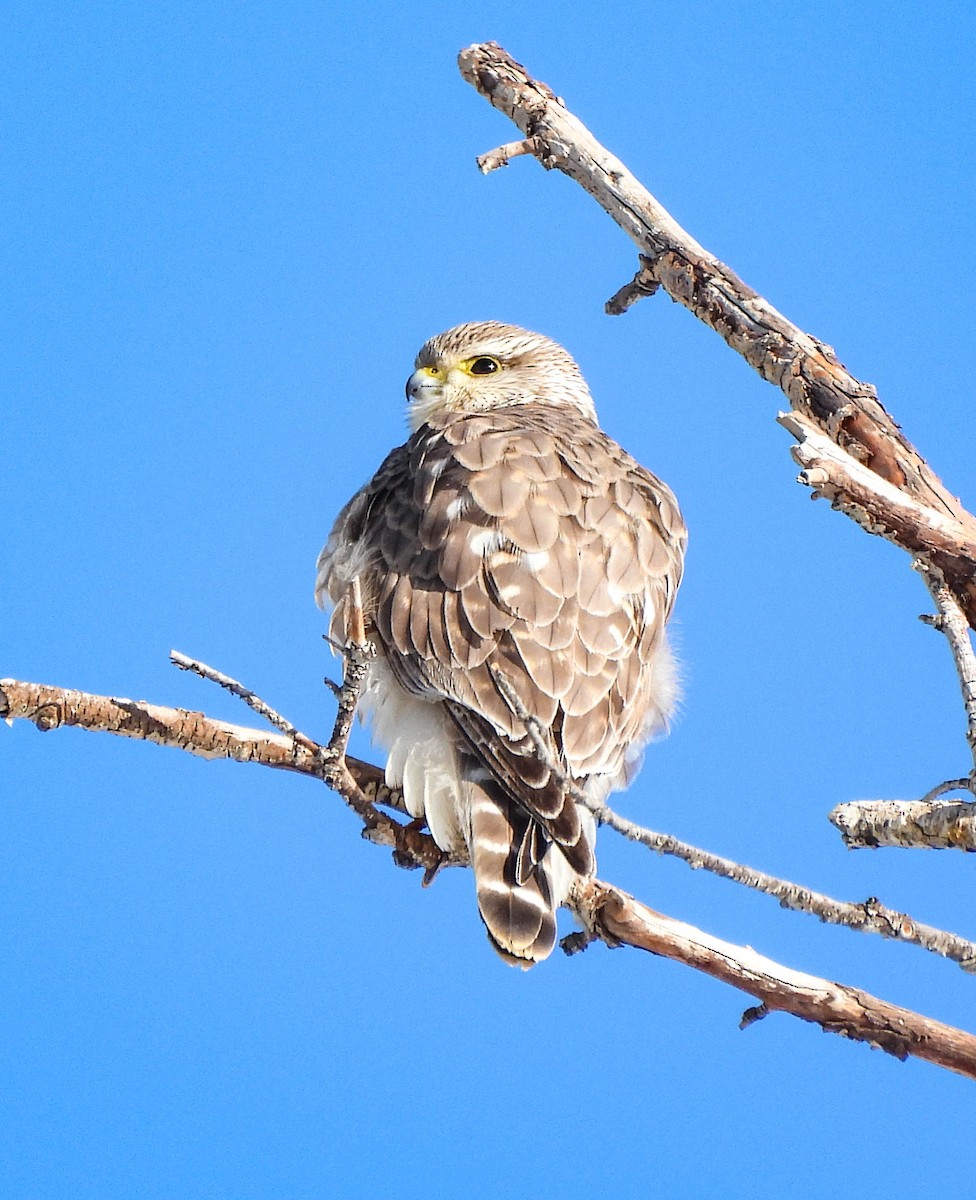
[316,322,686,966]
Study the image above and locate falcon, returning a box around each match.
[315,322,686,966]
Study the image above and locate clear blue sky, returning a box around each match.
[4,3,975,1197]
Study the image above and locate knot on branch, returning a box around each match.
[32,702,64,732]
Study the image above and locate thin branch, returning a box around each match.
[830,798,976,851]
[172,627,385,844]
[596,802,976,971]
[325,579,371,766]
[170,649,314,744]
[487,664,976,971]
[457,41,976,628]
[312,579,446,873]
[920,777,974,804]
[4,672,976,1077]
[919,563,976,775]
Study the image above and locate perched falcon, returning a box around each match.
[315,322,685,967]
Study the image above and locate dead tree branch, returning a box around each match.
[594,804,976,971]
[4,673,976,1077]
[571,880,976,1080]
[458,39,976,856]
[457,41,976,630]
[0,675,446,876]
[781,411,976,571]
[919,564,976,779]
[487,662,976,969]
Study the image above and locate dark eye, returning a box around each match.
[468,356,500,376]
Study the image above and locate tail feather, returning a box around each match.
[465,767,586,968]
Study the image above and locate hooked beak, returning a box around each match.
[405,365,445,403]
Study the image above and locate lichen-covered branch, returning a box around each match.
[831,798,976,851]
[457,42,976,628]
[6,673,976,1078]
[171,649,319,743]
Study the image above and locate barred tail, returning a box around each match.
[465,771,571,968]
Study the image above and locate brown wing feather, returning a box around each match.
[319,405,685,879]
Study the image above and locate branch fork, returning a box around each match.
[4,656,976,1076]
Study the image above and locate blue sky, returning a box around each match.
[3,3,975,1196]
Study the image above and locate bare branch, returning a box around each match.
[457,41,976,627]
[595,803,976,972]
[571,879,976,1081]
[782,412,976,617]
[4,671,975,1075]
[919,564,976,775]
[488,663,976,971]
[314,579,450,875]
[0,676,446,876]
[830,797,976,851]
[170,649,313,743]
[783,411,976,561]
[322,578,372,780]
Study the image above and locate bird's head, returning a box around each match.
[405,321,598,431]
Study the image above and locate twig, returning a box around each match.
[486,664,976,971]
[170,649,314,744]
[457,41,976,628]
[920,777,975,805]
[324,579,371,759]
[4,672,975,1077]
[171,619,396,858]
[477,136,541,173]
[604,254,661,314]
[319,580,450,875]
[830,798,976,852]
[316,578,411,856]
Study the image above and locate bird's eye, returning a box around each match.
[467,356,500,376]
